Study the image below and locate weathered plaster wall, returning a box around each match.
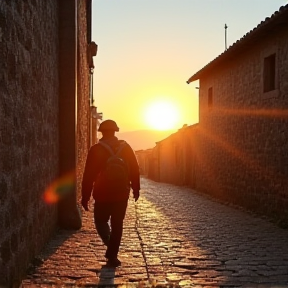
[0,0,59,285]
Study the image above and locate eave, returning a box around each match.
[187,4,288,84]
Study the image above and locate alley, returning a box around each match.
[21,178,288,287]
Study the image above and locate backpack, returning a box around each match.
[97,141,130,193]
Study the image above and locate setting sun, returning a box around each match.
[144,100,180,130]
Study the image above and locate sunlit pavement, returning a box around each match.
[21,177,288,287]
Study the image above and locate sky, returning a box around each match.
[92,0,287,133]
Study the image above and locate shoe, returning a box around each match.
[106,257,121,267]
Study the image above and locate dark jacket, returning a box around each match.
[81,136,140,203]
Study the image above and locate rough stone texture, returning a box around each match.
[195,29,288,225]
[0,0,92,286]
[76,0,91,201]
[0,0,59,286]
[21,178,288,287]
[141,28,288,226]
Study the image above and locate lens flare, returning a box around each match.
[43,172,76,204]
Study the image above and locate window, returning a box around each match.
[263,53,276,93]
[208,87,213,108]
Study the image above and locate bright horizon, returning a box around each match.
[92,0,287,133]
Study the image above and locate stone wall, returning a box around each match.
[194,28,288,223]
[0,0,59,285]
[154,125,197,186]
[76,0,91,201]
[149,28,288,225]
[158,132,185,185]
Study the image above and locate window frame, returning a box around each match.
[261,46,279,99]
[208,86,213,109]
[263,53,276,93]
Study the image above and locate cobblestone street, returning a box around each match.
[21,177,288,287]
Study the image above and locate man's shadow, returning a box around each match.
[98,265,116,285]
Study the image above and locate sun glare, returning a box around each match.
[144,100,180,130]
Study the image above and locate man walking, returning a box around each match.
[81,119,140,267]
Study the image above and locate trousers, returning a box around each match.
[94,200,128,259]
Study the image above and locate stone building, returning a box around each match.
[0,1,97,286]
[147,4,288,225]
[154,125,198,186]
[135,149,152,176]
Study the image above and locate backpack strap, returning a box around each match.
[115,141,127,157]
[98,141,115,156]
[98,141,127,156]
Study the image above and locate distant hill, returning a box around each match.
[117,129,176,151]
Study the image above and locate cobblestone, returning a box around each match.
[21,178,288,287]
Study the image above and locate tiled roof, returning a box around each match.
[187,4,288,83]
